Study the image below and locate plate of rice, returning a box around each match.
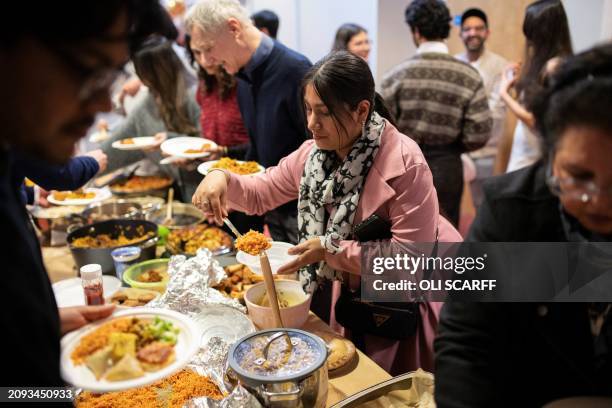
[111,137,157,151]
[197,158,265,176]
[60,308,200,392]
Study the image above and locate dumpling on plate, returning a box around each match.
[109,332,137,361]
[104,354,144,381]
[84,346,113,380]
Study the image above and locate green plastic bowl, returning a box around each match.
[122,258,170,293]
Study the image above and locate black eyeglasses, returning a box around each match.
[45,43,129,102]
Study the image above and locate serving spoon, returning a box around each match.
[225,222,292,358]
[163,188,174,226]
[223,217,243,239]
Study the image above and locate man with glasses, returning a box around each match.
[186,0,311,244]
[0,0,160,386]
[456,8,509,207]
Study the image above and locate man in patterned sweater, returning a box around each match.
[381,0,491,227]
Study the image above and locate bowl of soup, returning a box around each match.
[244,279,311,329]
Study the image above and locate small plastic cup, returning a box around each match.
[111,246,141,282]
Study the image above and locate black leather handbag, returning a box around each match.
[333,214,421,341]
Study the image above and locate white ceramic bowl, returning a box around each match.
[235,241,296,275]
[244,279,312,329]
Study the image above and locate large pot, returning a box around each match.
[145,202,205,230]
[228,329,328,408]
[67,219,158,276]
[81,200,144,223]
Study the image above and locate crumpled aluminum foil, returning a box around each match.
[146,249,259,407]
[185,338,262,408]
[147,248,246,314]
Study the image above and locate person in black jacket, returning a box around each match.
[185,0,311,244]
[0,0,161,387]
[434,43,612,407]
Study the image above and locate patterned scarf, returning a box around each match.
[297,112,385,293]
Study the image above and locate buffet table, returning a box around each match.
[42,246,392,406]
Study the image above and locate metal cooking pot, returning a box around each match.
[67,219,158,276]
[145,202,205,230]
[81,200,143,223]
[227,329,328,408]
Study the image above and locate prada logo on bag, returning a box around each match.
[372,313,390,327]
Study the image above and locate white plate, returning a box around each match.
[159,156,184,165]
[197,160,265,176]
[111,137,156,151]
[160,137,218,159]
[47,187,112,206]
[192,304,255,346]
[60,308,200,393]
[53,276,122,308]
[236,241,297,275]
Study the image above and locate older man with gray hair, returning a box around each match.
[187,0,311,243]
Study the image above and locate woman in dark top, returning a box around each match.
[434,43,612,407]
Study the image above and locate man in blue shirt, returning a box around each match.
[186,0,311,243]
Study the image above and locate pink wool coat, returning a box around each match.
[225,120,462,374]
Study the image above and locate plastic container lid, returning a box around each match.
[111,246,141,262]
[80,264,102,280]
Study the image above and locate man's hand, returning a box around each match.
[276,238,326,275]
[83,149,108,173]
[59,304,115,335]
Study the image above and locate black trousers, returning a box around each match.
[421,146,463,227]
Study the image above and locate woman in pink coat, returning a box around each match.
[193,51,462,374]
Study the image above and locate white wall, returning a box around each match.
[245,0,300,50]
[245,0,378,75]
[296,0,378,74]
[563,0,607,52]
[375,0,416,85]
[601,0,612,41]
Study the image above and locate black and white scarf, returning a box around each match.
[297,112,385,293]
